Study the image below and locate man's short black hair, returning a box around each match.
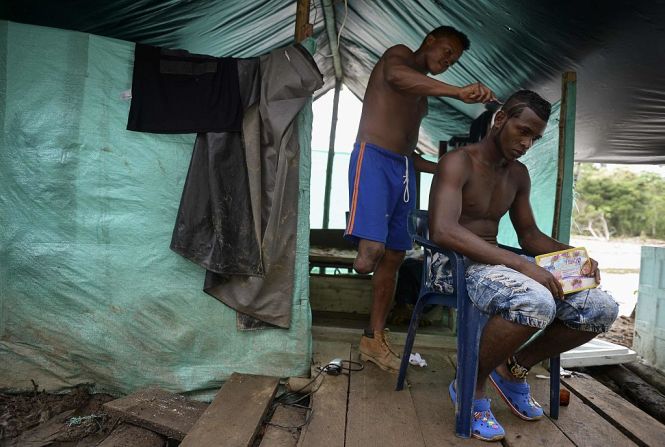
[502,90,552,123]
[427,26,470,51]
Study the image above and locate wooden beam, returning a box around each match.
[310,275,372,314]
[563,374,665,447]
[295,0,312,43]
[552,71,577,243]
[322,0,343,80]
[98,424,166,447]
[102,388,208,441]
[180,373,279,447]
[322,80,342,228]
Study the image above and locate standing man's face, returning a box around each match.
[423,35,464,75]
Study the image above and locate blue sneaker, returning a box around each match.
[449,381,505,442]
[489,370,543,421]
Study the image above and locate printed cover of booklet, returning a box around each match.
[535,247,598,294]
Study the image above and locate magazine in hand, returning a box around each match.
[535,247,598,294]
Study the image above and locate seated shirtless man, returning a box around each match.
[429,90,619,441]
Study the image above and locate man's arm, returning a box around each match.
[412,153,437,174]
[509,164,601,284]
[429,153,565,298]
[509,164,571,255]
[382,46,494,103]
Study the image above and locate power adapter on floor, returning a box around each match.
[324,358,343,375]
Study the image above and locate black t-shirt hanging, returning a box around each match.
[127,43,242,134]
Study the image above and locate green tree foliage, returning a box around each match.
[573,164,665,240]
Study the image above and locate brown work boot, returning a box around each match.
[359,329,401,373]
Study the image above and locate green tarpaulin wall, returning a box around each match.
[0,21,313,395]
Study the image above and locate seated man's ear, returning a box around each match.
[492,110,507,131]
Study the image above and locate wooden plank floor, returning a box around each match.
[298,340,661,447]
[298,340,351,447]
[346,355,425,447]
[181,373,279,447]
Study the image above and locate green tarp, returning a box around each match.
[0,21,313,395]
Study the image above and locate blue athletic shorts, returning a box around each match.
[344,141,416,251]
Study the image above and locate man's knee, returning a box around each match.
[578,288,620,332]
[354,242,385,274]
[507,285,557,329]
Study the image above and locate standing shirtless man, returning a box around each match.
[344,26,496,372]
[429,90,618,441]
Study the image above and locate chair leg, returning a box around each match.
[396,297,428,391]
[549,356,560,419]
[454,302,483,438]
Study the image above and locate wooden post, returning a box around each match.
[295,0,312,42]
[552,72,577,243]
[322,80,341,229]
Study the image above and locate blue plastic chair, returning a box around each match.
[395,210,560,438]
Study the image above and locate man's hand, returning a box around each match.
[582,257,601,284]
[519,262,565,300]
[457,82,496,104]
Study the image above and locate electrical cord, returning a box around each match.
[267,358,363,430]
[265,402,313,430]
[340,359,364,372]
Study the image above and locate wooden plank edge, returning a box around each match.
[562,377,657,447]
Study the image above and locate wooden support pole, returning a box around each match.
[322,79,341,229]
[295,0,313,43]
[552,71,577,243]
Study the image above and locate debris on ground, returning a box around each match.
[0,384,116,446]
[598,314,634,348]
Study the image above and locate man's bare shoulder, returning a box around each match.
[444,145,477,165]
[438,148,473,176]
[442,147,473,162]
[509,160,531,186]
[382,44,414,61]
[510,160,530,176]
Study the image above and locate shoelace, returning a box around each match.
[382,330,400,356]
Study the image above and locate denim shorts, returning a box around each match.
[430,253,619,333]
